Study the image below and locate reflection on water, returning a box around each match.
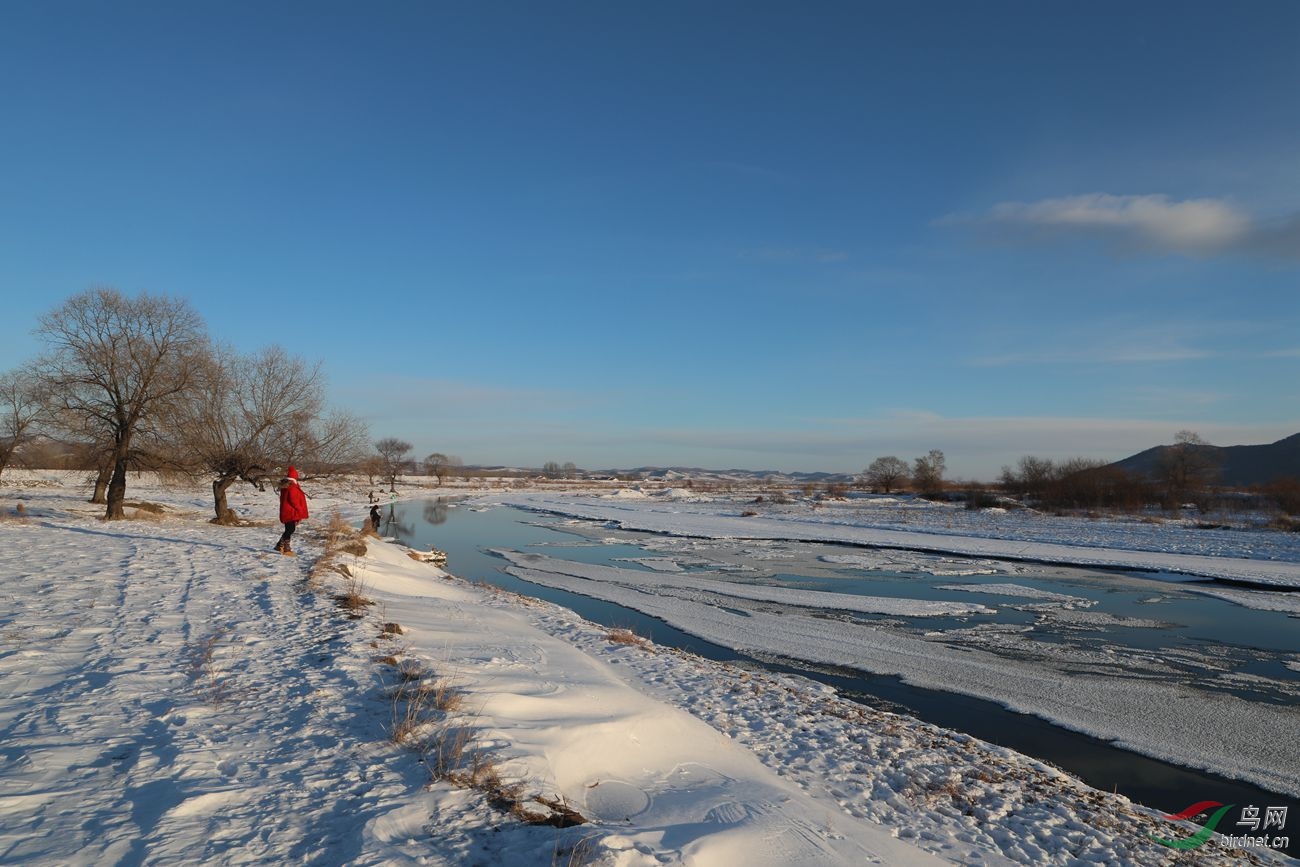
[388,498,1299,849]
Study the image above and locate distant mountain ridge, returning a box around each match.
[1110,433,1300,487]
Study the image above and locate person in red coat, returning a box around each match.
[275,466,309,555]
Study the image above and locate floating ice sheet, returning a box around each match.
[935,582,1092,606]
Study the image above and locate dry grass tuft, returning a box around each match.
[428,725,477,779]
[395,658,426,681]
[392,677,464,714]
[324,510,353,538]
[389,682,435,746]
[1267,514,1300,532]
[189,631,229,705]
[386,681,589,829]
[605,627,653,652]
[552,833,603,867]
[379,621,404,637]
[313,514,374,614]
[444,753,589,828]
[331,575,375,617]
[530,795,588,828]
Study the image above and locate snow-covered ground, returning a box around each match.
[1,472,1295,865]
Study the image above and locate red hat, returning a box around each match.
[287,466,299,480]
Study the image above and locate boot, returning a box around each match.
[280,542,295,556]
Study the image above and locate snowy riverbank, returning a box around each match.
[1,472,1294,865]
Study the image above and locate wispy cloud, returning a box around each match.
[969,346,1212,366]
[966,322,1217,367]
[940,193,1300,259]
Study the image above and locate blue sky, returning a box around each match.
[2,1,1297,477]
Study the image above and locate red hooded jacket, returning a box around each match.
[279,467,309,523]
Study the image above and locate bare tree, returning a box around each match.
[375,437,413,492]
[863,456,909,493]
[424,452,450,486]
[1000,455,1057,500]
[178,344,329,523]
[0,367,47,481]
[1158,430,1220,507]
[35,288,207,519]
[301,410,370,476]
[912,449,946,497]
[360,455,383,488]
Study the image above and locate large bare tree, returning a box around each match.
[181,344,325,523]
[35,288,207,519]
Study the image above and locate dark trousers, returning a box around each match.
[277,521,297,548]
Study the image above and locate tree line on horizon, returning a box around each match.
[863,430,1299,517]
[0,288,446,523]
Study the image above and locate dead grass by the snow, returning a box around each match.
[604,627,654,652]
[308,511,374,614]
[188,630,229,706]
[551,832,602,867]
[380,649,589,830]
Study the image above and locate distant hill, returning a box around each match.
[1111,433,1300,487]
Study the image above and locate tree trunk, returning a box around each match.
[212,475,238,524]
[105,454,128,520]
[90,465,110,504]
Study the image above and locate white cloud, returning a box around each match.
[940,193,1300,257]
[966,321,1225,367]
